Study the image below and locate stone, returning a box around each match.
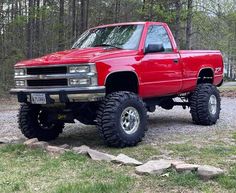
[24,138,39,146]
[46,145,67,154]
[135,160,171,175]
[28,141,48,150]
[229,156,236,160]
[171,160,186,168]
[0,137,22,144]
[197,165,224,180]
[72,145,91,155]
[0,138,9,144]
[112,154,142,166]
[87,149,116,161]
[59,144,70,149]
[175,163,199,173]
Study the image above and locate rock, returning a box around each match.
[175,164,199,173]
[46,145,67,154]
[87,149,116,161]
[229,156,236,160]
[149,155,172,160]
[112,154,142,166]
[0,137,22,144]
[197,165,224,180]
[59,144,70,149]
[24,138,39,146]
[28,141,48,150]
[135,160,171,175]
[171,160,186,168]
[0,138,9,144]
[72,145,91,155]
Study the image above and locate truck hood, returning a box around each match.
[15,47,138,67]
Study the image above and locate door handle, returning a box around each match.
[173,59,179,63]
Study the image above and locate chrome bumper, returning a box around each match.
[10,86,106,103]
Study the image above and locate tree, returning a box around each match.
[58,0,65,50]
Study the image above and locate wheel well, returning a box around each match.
[105,71,139,94]
[197,68,214,84]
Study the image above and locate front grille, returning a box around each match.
[27,79,68,87]
[27,66,67,75]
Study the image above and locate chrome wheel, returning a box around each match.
[208,95,217,115]
[120,107,140,135]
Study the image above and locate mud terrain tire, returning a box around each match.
[97,91,147,147]
[18,104,64,141]
[190,83,221,125]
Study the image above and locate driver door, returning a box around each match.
[140,25,182,97]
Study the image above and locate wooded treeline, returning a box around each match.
[0,0,236,94]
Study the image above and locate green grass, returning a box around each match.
[0,144,133,193]
[232,133,236,141]
[219,86,236,91]
[1,138,236,193]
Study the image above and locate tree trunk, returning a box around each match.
[186,0,193,50]
[58,0,65,50]
[27,0,34,58]
[174,0,181,48]
[80,0,85,35]
[72,0,76,38]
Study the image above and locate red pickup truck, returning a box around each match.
[11,22,224,147]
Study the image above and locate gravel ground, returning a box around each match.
[0,96,235,148]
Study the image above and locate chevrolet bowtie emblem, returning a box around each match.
[38,75,46,79]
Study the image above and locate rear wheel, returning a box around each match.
[18,104,64,141]
[96,91,147,147]
[190,83,221,125]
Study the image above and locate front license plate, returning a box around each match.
[31,93,47,104]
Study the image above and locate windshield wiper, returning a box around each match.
[94,44,122,49]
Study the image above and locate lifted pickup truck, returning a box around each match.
[11,22,224,147]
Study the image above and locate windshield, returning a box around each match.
[72,24,144,50]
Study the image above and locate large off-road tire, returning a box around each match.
[190,83,221,125]
[96,91,147,147]
[18,104,64,141]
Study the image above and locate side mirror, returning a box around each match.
[145,44,165,54]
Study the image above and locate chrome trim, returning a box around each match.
[15,63,95,69]
[50,93,105,102]
[15,73,96,80]
[10,86,105,93]
[14,63,98,88]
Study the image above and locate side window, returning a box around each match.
[145,25,173,52]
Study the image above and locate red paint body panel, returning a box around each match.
[15,22,224,98]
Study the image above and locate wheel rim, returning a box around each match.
[208,95,217,115]
[120,107,140,135]
[38,110,55,130]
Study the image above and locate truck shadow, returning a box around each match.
[50,116,193,148]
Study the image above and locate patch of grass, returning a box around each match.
[167,143,198,158]
[232,133,236,141]
[168,171,201,188]
[0,144,133,193]
[1,142,236,193]
[53,175,132,193]
[217,165,236,191]
[219,86,236,91]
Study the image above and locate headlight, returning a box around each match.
[15,69,25,76]
[15,80,25,87]
[69,66,90,73]
[69,78,90,86]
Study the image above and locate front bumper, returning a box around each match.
[10,86,106,103]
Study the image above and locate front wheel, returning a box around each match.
[96,91,147,147]
[189,83,221,125]
[18,104,64,141]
